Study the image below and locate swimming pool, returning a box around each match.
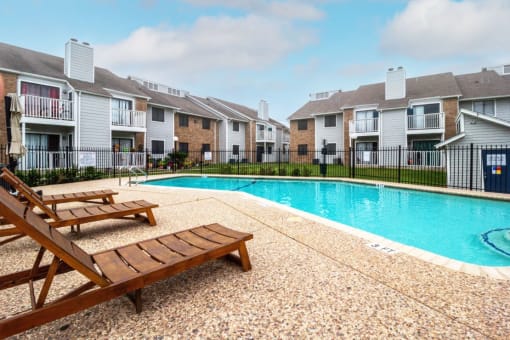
[145,176,510,266]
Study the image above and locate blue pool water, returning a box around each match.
[145,176,510,266]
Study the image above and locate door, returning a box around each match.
[482,149,510,193]
[256,146,264,163]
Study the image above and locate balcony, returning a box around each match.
[349,118,379,137]
[112,109,146,129]
[407,112,444,133]
[21,95,73,121]
[256,127,276,142]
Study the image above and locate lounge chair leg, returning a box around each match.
[135,289,142,313]
[238,241,252,272]
[127,289,143,313]
[71,225,75,233]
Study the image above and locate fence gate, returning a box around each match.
[482,149,510,193]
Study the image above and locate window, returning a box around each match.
[356,142,377,151]
[202,118,211,130]
[111,98,133,126]
[232,145,240,155]
[21,81,60,99]
[267,146,273,155]
[112,138,132,152]
[178,142,189,154]
[324,115,336,127]
[179,114,189,127]
[152,107,164,122]
[473,100,495,116]
[151,140,164,154]
[233,121,240,131]
[356,110,379,120]
[297,120,308,130]
[326,143,336,155]
[298,144,308,155]
[202,144,211,152]
[410,103,440,116]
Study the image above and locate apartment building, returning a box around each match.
[0,40,150,168]
[289,66,510,166]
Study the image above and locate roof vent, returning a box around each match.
[82,42,90,46]
[388,68,394,72]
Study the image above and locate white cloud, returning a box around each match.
[95,3,321,84]
[184,0,325,20]
[380,0,510,59]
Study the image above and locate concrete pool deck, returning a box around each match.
[1,176,509,338]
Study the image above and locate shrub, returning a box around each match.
[278,168,287,176]
[82,166,103,180]
[219,164,233,174]
[259,167,276,176]
[291,168,300,177]
[302,167,312,177]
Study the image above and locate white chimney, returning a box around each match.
[385,66,406,100]
[258,99,269,121]
[64,39,94,83]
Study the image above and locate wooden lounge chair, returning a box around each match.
[1,167,118,210]
[0,171,158,243]
[0,187,253,338]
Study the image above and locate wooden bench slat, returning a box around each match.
[138,239,183,264]
[93,251,138,282]
[176,229,221,250]
[117,245,162,272]
[158,234,203,256]
[192,226,235,244]
[206,223,252,240]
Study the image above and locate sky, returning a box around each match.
[1,0,510,124]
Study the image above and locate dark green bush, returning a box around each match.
[278,168,287,176]
[291,168,300,176]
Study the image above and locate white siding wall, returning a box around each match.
[381,109,406,147]
[79,94,110,147]
[496,98,510,121]
[229,121,246,149]
[218,120,227,150]
[314,114,344,164]
[146,106,174,152]
[65,41,94,83]
[446,116,510,190]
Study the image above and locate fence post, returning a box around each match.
[113,148,117,178]
[469,143,474,191]
[65,146,70,172]
[350,146,355,178]
[278,148,281,175]
[398,145,402,183]
[200,152,203,174]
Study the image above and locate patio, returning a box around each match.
[1,177,509,338]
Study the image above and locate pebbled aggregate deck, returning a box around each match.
[1,175,509,339]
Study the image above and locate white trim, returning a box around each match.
[104,88,151,100]
[435,133,465,149]
[310,111,342,117]
[460,108,510,128]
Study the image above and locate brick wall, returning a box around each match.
[135,98,147,112]
[289,118,315,162]
[0,72,18,146]
[343,109,353,165]
[443,97,458,140]
[174,113,217,154]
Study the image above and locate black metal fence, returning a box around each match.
[1,144,509,193]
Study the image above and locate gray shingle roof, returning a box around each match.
[288,90,352,120]
[289,72,463,119]
[211,97,260,120]
[138,87,220,120]
[0,41,147,98]
[190,96,249,122]
[455,70,510,100]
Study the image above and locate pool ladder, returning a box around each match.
[118,166,147,187]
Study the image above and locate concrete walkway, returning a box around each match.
[1,177,509,338]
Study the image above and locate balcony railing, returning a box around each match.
[256,129,275,142]
[349,118,379,134]
[406,150,443,167]
[112,109,146,128]
[21,95,73,121]
[407,112,444,130]
[18,150,146,170]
